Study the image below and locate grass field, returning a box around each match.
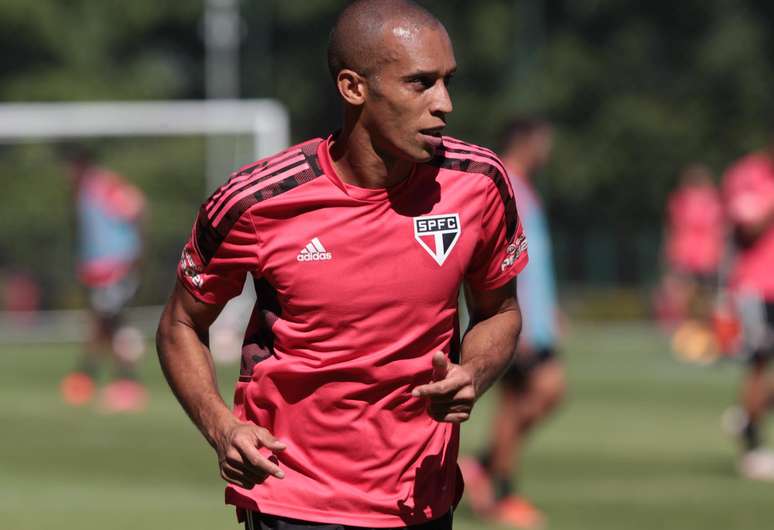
[1,321,773,530]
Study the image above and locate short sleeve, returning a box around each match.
[177,204,259,305]
[465,172,528,290]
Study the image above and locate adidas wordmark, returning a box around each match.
[297,237,332,262]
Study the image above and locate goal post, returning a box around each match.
[0,99,289,355]
[0,99,290,190]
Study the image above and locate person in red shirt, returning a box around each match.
[665,164,725,281]
[721,145,774,481]
[156,1,527,529]
[60,146,149,412]
[655,165,727,363]
[656,165,725,331]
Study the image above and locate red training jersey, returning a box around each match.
[722,153,774,301]
[177,135,528,527]
[665,183,724,275]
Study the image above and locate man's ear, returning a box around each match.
[337,69,367,106]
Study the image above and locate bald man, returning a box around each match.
[156,1,528,529]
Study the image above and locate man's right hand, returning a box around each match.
[213,419,287,489]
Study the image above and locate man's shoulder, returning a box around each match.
[231,137,326,186]
[428,136,510,190]
[203,137,327,223]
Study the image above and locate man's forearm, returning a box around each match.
[460,306,521,399]
[156,308,236,447]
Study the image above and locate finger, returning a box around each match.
[428,384,476,404]
[235,443,285,479]
[256,428,287,452]
[243,467,272,485]
[220,463,257,489]
[429,401,472,415]
[223,458,271,484]
[431,351,449,382]
[441,412,470,423]
[412,376,461,398]
[427,407,471,423]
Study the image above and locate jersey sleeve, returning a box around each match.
[176,204,259,305]
[465,172,528,291]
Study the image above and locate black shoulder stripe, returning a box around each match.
[195,139,325,265]
[430,151,519,242]
[207,157,307,223]
[442,146,509,180]
[205,148,303,214]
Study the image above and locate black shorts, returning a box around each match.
[672,269,717,290]
[87,273,139,320]
[244,512,452,530]
[745,301,774,365]
[501,347,558,388]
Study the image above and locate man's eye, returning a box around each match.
[411,77,434,89]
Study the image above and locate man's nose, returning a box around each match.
[431,83,453,116]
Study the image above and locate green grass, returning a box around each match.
[1,322,773,529]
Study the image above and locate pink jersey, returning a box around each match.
[177,135,527,527]
[665,183,724,274]
[722,153,774,300]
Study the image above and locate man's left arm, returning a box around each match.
[412,281,521,423]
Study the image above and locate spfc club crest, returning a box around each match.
[414,213,461,266]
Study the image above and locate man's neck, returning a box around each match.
[329,125,415,189]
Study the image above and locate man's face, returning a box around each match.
[361,23,456,163]
[531,126,554,170]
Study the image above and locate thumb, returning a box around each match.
[431,351,449,382]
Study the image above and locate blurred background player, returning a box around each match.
[59,146,149,412]
[461,117,566,528]
[721,138,774,480]
[655,164,726,363]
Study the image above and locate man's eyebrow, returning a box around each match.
[402,67,457,79]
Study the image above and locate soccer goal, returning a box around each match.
[0,99,289,360]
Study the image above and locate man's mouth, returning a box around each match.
[419,127,444,137]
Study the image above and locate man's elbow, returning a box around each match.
[508,298,523,332]
[155,305,176,360]
[507,305,523,359]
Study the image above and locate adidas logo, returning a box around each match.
[296,237,333,262]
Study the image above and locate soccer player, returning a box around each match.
[656,165,726,363]
[59,146,149,412]
[721,142,774,481]
[460,118,565,528]
[664,164,725,286]
[155,1,528,529]
[655,165,724,330]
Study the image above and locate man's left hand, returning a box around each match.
[412,351,477,423]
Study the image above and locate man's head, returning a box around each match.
[499,117,553,176]
[59,143,96,184]
[328,0,456,162]
[679,163,714,188]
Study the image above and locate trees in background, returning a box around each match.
[1,0,773,306]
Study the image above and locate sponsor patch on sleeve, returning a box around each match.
[501,234,527,272]
[180,247,204,288]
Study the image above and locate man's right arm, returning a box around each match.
[156,281,286,488]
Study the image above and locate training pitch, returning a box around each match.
[1,322,772,530]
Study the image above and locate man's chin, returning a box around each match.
[395,147,434,164]
[387,140,438,164]
[414,149,435,163]
[414,140,442,162]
